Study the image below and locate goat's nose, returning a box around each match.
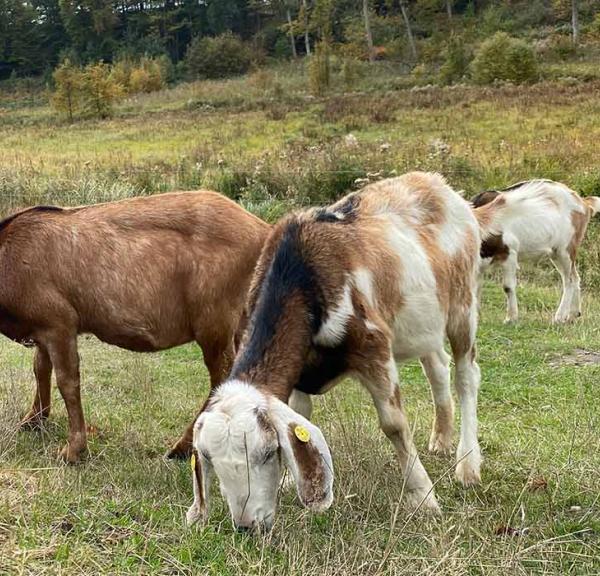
[235,524,252,534]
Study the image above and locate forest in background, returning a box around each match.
[1,0,599,81]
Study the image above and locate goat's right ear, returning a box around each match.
[186,416,213,527]
[270,398,334,512]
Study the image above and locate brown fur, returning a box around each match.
[0,191,270,462]
[287,423,327,506]
[568,209,591,273]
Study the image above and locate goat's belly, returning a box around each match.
[391,293,445,361]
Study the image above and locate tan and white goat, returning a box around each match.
[187,172,483,532]
[472,179,600,323]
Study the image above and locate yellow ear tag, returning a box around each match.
[294,425,311,443]
[190,453,196,471]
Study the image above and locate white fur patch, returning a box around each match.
[314,281,353,346]
[352,267,375,306]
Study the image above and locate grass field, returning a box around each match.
[0,65,600,574]
[0,282,599,575]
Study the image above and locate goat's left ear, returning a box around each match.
[270,397,334,512]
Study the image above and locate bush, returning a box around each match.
[471,32,539,85]
[129,57,164,93]
[308,42,331,96]
[184,33,252,79]
[439,36,470,85]
[51,59,83,122]
[81,62,122,118]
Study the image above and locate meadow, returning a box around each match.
[0,64,599,574]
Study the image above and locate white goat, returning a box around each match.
[472,179,600,323]
[187,172,483,532]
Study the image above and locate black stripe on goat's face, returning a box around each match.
[231,219,326,378]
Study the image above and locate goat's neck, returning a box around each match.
[231,295,313,402]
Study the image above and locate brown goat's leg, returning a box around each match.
[166,338,234,460]
[20,345,53,429]
[47,335,87,463]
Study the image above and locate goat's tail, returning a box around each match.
[584,196,600,216]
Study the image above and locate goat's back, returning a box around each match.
[0,191,269,350]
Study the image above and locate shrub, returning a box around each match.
[110,58,134,93]
[129,57,164,93]
[471,32,539,85]
[308,42,331,96]
[184,33,252,79]
[51,59,83,122]
[341,57,362,91]
[81,62,122,118]
[439,36,470,85]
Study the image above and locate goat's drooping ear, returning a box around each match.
[186,416,213,527]
[270,397,334,512]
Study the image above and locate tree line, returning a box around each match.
[0,0,596,80]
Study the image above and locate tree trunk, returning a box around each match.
[363,0,374,62]
[302,0,311,55]
[572,0,579,45]
[286,8,297,58]
[446,0,452,21]
[399,1,417,61]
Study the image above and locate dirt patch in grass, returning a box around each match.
[548,348,600,368]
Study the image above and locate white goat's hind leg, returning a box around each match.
[362,356,440,514]
[420,350,454,455]
[552,250,577,323]
[501,250,519,323]
[453,354,481,486]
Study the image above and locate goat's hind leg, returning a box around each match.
[420,349,453,455]
[20,345,53,429]
[361,354,440,513]
[552,250,579,323]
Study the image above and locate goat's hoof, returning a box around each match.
[503,317,517,325]
[59,444,86,464]
[19,412,48,430]
[428,435,453,455]
[165,441,192,460]
[405,489,441,515]
[455,460,481,487]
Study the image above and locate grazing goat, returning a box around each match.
[187,172,482,532]
[472,180,600,323]
[0,191,269,462]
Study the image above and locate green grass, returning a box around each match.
[0,281,599,575]
[1,64,600,574]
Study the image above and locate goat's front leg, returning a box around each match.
[289,390,313,420]
[20,345,53,429]
[46,333,87,463]
[186,449,212,527]
[167,335,235,460]
[361,355,440,514]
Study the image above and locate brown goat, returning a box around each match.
[0,191,270,462]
